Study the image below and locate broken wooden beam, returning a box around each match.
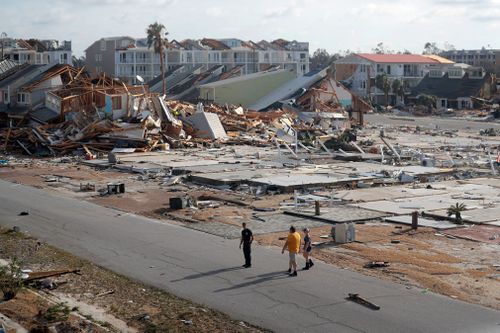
[26,268,81,282]
[16,140,32,155]
[346,293,380,310]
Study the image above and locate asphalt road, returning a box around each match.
[0,180,499,333]
[365,114,500,131]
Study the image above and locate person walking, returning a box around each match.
[282,226,301,276]
[302,228,314,270]
[239,222,253,268]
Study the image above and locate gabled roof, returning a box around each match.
[24,39,48,52]
[357,53,439,64]
[179,39,204,50]
[249,68,328,111]
[200,67,287,88]
[0,59,20,75]
[411,73,490,99]
[21,64,83,92]
[241,41,265,51]
[16,39,35,50]
[146,64,184,87]
[423,54,454,64]
[84,36,134,52]
[0,64,45,89]
[200,38,230,50]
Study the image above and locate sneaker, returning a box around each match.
[309,260,314,268]
[244,264,251,268]
[286,268,291,274]
[302,266,309,270]
[289,271,297,277]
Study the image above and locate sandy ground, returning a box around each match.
[1,158,499,314]
[0,228,265,333]
[254,223,500,311]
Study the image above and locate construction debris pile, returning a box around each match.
[1,75,355,157]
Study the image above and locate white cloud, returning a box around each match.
[206,7,224,17]
[2,0,500,57]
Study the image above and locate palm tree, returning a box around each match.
[417,94,437,113]
[391,79,406,105]
[391,79,401,105]
[375,74,391,106]
[146,22,169,96]
[447,202,466,224]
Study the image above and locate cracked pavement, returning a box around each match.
[0,180,499,333]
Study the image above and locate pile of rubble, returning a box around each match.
[0,76,354,157]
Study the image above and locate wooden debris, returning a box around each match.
[364,261,390,269]
[26,268,81,282]
[346,293,380,310]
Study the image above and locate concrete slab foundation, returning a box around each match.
[384,215,460,230]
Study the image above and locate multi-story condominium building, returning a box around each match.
[85,36,136,79]
[1,38,72,65]
[85,37,309,84]
[440,49,500,76]
[334,53,453,104]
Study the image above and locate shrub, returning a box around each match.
[0,257,24,300]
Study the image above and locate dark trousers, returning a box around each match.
[243,244,251,266]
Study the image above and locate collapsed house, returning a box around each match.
[0,54,375,158]
[0,63,83,122]
[410,64,496,110]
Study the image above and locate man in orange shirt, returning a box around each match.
[282,226,301,276]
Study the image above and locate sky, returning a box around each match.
[2,0,500,57]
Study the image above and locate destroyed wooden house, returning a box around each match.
[0,72,170,156]
[47,74,149,121]
[0,63,83,122]
[0,58,369,158]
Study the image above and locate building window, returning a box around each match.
[95,54,102,62]
[112,96,122,110]
[441,100,446,107]
[386,65,391,75]
[100,40,106,51]
[4,92,8,103]
[404,64,417,76]
[377,64,383,73]
[137,65,147,74]
[361,80,366,89]
[448,69,462,77]
[429,70,442,78]
[17,93,27,104]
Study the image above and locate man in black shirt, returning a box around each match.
[239,222,253,268]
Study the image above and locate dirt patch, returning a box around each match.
[0,228,266,333]
[2,158,499,313]
[254,223,500,311]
